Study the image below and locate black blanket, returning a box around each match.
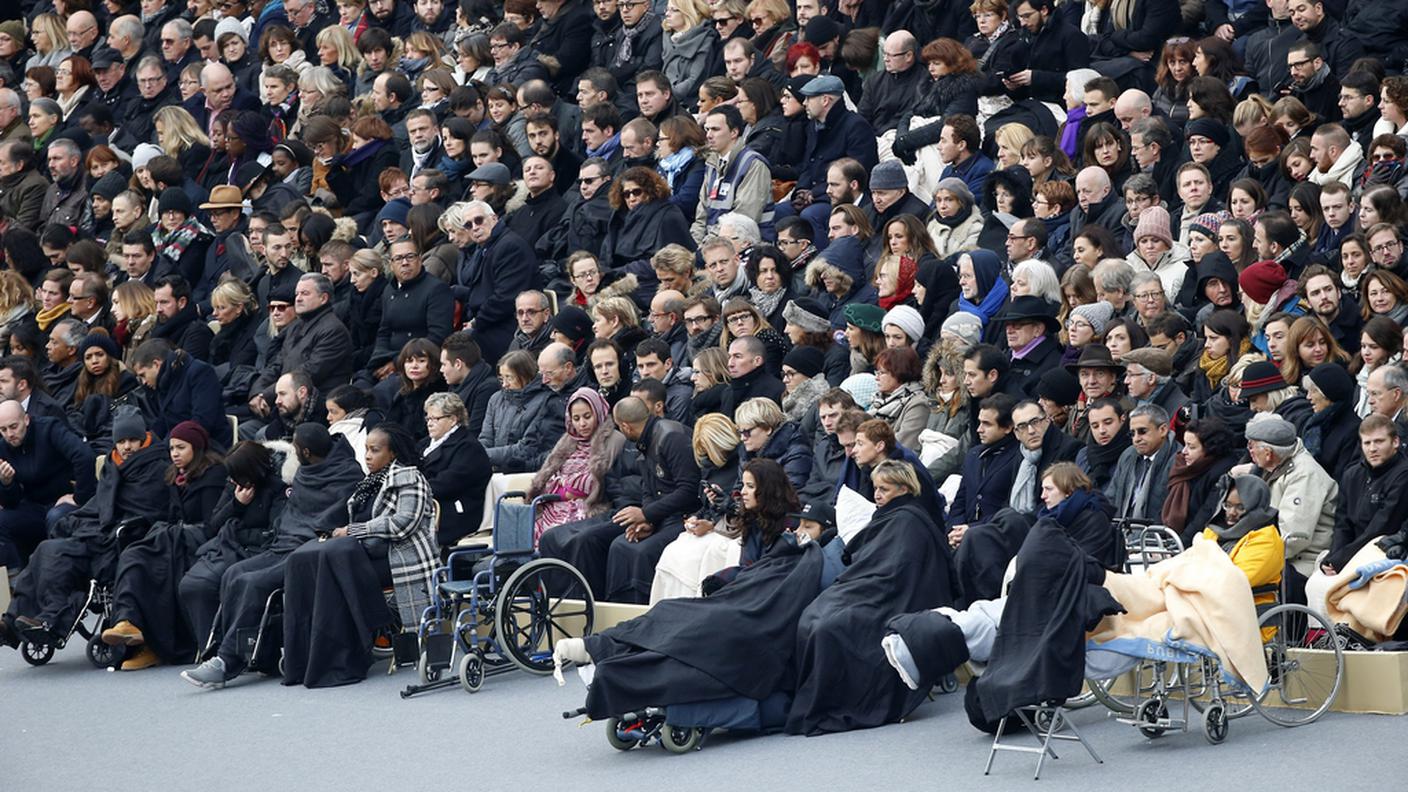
[270,437,364,553]
[581,537,826,719]
[967,521,1124,730]
[785,495,955,735]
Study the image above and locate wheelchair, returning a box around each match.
[17,520,149,670]
[1085,550,1345,745]
[400,492,595,698]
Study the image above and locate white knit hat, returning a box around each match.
[883,305,925,343]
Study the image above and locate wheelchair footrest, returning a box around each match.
[423,632,455,671]
[392,631,420,667]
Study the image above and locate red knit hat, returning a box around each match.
[1238,260,1287,304]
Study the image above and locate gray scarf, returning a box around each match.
[1211,475,1278,544]
[1009,444,1042,514]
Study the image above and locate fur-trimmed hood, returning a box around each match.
[588,271,639,307]
[261,439,302,485]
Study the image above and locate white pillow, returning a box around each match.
[835,485,877,544]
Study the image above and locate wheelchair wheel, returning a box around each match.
[86,633,118,669]
[458,652,485,693]
[1135,697,1169,739]
[20,641,54,667]
[1248,604,1344,727]
[418,653,442,685]
[1086,676,1137,716]
[660,725,705,754]
[604,717,638,751]
[1202,702,1228,745]
[494,558,594,675]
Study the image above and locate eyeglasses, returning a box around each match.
[1373,240,1402,255]
[684,314,712,326]
[572,270,600,281]
[467,215,490,227]
[390,253,420,264]
[1288,58,1312,70]
[1006,234,1032,242]
[425,414,453,424]
[137,76,164,85]
[1066,318,1091,330]
[1014,415,1047,434]
[1134,291,1164,302]
[725,313,753,326]
[712,15,737,26]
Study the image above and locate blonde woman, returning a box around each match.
[590,296,647,353]
[314,24,363,84]
[661,0,717,103]
[747,0,797,68]
[690,346,731,414]
[25,14,72,70]
[112,280,158,364]
[650,412,743,603]
[0,270,36,356]
[295,66,348,131]
[154,105,212,173]
[994,123,1035,169]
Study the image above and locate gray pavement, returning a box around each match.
[3,643,1405,791]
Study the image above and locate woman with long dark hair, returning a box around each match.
[1163,417,1240,544]
[652,456,799,602]
[386,338,448,441]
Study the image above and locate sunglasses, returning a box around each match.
[622,187,644,199]
[467,215,490,226]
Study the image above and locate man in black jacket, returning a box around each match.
[0,400,96,572]
[456,201,538,367]
[1324,414,1408,575]
[440,332,499,436]
[532,0,595,95]
[857,30,926,135]
[1006,0,1091,106]
[720,336,784,418]
[948,394,1021,531]
[131,339,229,447]
[539,397,700,603]
[996,296,1062,396]
[151,275,214,362]
[633,338,692,424]
[1069,166,1127,239]
[1290,0,1363,79]
[367,237,455,380]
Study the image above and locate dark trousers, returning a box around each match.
[212,551,289,670]
[4,536,103,627]
[539,514,684,604]
[0,501,55,570]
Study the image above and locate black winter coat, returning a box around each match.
[456,224,538,367]
[949,434,1020,525]
[600,199,695,272]
[168,463,228,525]
[150,303,214,362]
[141,350,229,447]
[453,360,501,437]
[739,420,814,491]
[533,0,596,94]
[419,427,493,548]
[1329,453,1408,572]
[372,270,455,368]
[347,277,386,370]
[0,416,97,508]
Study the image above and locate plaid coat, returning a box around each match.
[346,463,440,627]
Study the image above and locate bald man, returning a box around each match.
[539,396,701,603]
[0,399,97,573]
[184,61,260,133]
[1114,89,1153,131]
[1071,166,1126,237]
[857,30,927,134]
[648,288,689,363]
[65,10,101,58]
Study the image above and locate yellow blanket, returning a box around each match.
[1324,543,1408,643]
[1090,535,1269,692]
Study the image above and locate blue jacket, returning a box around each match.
[940,152,997,207]
[144,351,229,448]
[798,104,878,198]
[948,434,1020,525]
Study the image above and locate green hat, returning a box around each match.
[0,21,24,44]
[843,302,885,334]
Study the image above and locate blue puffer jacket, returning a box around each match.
[739,420,814,490]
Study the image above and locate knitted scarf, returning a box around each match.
[155,219,210,265]
[35,302,70,332]
[659,146,696,191]
[749,285,787,320]
[1161,450,1219,534]
[348,466,390,518]
[1199,336,1251,391]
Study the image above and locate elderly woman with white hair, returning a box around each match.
[1009,259,1063,306]
[419,391,492,549]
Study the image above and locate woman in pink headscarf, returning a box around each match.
[528,387,628,546]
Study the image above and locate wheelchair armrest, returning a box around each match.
[114,518,152,547]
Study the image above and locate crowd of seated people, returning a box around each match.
[0,0,1407,733]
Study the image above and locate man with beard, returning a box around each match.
[525,112,582,193]
[682,296,723,366]
[400,109,443,178]
[258,370,325,442]
[40,139,89,233]
[151,275,214,361]
[1285,40,1340,122]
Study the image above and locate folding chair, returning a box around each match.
[984,702,1102,780]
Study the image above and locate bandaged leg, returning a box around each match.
[552,637,592,686]
[881,633,922,691]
